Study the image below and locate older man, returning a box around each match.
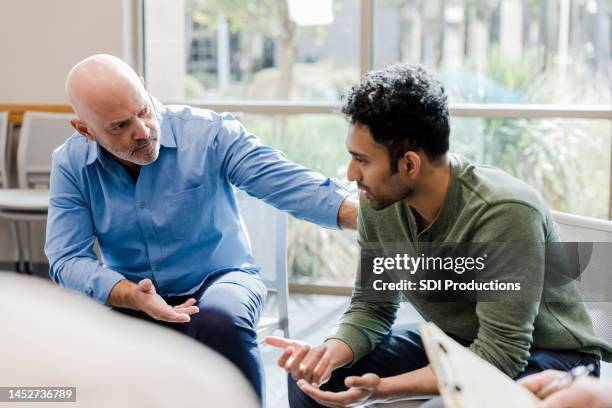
[45,54,357,402]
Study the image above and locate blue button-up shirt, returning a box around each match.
[45,102,349,304]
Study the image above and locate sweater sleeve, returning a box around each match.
[326,198,400,364]
[468,202,547,378]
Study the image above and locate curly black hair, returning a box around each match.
[341,64,450,173]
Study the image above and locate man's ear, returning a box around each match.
[401,151,421,178]
[70,119,95,142]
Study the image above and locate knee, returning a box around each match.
[187,307,241,342]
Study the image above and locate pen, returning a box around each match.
[536,364,595,399]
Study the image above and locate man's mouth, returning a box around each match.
[134,136,157,153]
[134,142,150,153]
[358,185,373,200]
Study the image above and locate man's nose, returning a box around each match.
[133,117,150,140]
[346,159,360,182]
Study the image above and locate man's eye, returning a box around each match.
[112,123,126,131]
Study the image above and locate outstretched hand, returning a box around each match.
[133,278,199,323]
[265,336,334,386]
[297,373,384,408]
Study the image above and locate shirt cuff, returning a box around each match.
[326,323,372,366]
[315,178,350,230]
[87,266,127,305]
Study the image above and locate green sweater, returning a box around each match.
[329,154,612,378]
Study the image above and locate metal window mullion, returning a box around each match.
[163,100,612,119]
[138,0,147,79]
[360,0,374,75]
[450,104,612,119]
[609,138,612,220]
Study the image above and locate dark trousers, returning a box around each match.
[288,323,601,407]
[113,271,267,403]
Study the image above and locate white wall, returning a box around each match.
[0,0,138,264]
[144,0,186,100]
[0,0,137,104]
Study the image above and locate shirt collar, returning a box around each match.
[406,153,462,239]
[85,95,175,166]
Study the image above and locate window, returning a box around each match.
[143,0,612,286]
[146,0,361,101]
[373,0,611,105]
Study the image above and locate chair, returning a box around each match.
[551,210,612,378]
[235,188,290,339]
[0,111,74,272]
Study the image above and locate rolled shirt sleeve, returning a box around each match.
[45,147,125,304]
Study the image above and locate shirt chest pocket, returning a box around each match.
[164,184,212,240]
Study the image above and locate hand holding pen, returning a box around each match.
[520,365,612,408]
[536,364,595,399]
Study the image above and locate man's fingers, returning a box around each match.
[151,304,191,323]
[302,346,327,383]
[287,345,310,380]
[519,370,565,394]
[277,346,295,368]
[138,278,154,292]
[540,386,589,408]
[311,354,332,385]
[298,379,370,406]
[160,311,191,323]
[318,365,333,386]
[265,336,296,349]
[174,298,197,309]
[173,305,199,315]
[345,373,379,389]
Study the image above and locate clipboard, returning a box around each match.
[420,322,541,408]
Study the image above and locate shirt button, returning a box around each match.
[139,201,146,209]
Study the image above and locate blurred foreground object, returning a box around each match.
[0,272,258,408]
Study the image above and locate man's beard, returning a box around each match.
[360,183,414,211]
[101,132,160,166]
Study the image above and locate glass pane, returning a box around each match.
[451,117,611,218]
[241,113,358,282]
[146,0,361,101]
[373,0,611,105]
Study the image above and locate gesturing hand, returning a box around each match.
[133,279,199,323]
[520,370,612,408]
[297,373,384,408]
[265,336,334,386]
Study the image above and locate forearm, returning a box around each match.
[328,299,399,363]
[338,196,358,230]
[106,279,137,309]
[378,366,439,399]
[324,338,355,369]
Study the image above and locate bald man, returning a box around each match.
[45,54,357,403]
